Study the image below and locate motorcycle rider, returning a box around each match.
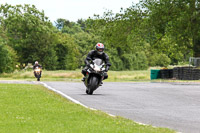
[81,43,111,82]
[33,61,42,77]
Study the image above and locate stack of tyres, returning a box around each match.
[182,67,192,80]
[191,68,195,80]
[169,69,173,78]
[179,67,184,80]
[158,67,200,80]
[198,69,200,80]
[173,67,183,79]
[181,67,185,80]
[197,69,200,80]
[173,67,200,80]
[192,69,195,80]
[173,67,179,79]
[160,69,173,79]
[160,70,168,79]
[192,69,200,80]
[178,67,182,80]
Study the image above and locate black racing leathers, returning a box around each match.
[82,50,111,80]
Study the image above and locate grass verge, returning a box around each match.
[0,83,175,133]
[0,69,150,82]
[1,69,199,83]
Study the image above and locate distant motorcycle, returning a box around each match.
[34,67,42,81]
[83,58,105,95]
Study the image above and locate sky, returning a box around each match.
[1,0,139,22]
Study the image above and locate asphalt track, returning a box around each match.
[1,80,200,133]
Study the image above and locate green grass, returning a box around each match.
[0,83,175,133]
[107,70,150,82]
[1,68,199,83]
[0,69,150,82]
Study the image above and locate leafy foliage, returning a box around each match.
[140,0,199,57]
[1,1,199,73]
[0,43,17,73]
[0,4,58,69]
[55,33,79,70]
[0,25,17,73]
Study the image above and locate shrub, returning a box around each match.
[0,43,18,73]
[121,52,148,70]
[148,53,171,67]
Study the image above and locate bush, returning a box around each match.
[136,52,149,70]
[0,43,18,73]
[121,52,148,70]
[109,56,124,71]
[42,48,58,70]
[158,54,171,67]
[55,33,80,70]
[107,48,124,71]
[148,53,171,67]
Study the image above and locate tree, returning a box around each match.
[73,32,101,67]
[0,25,17,73]
[140,0,200,57]
[55,18,73,30]
[55,18,82,34]
[0,42,17,73]
[77,19,86,31]
[55,33,80,70]
[0,4,58,69]
[86,6,150,70]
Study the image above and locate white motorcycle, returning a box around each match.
[83,58,106,95]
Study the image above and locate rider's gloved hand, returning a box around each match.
[86,62,90,67]
[105,66,109,72]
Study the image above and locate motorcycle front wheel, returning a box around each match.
[87,76,99,95]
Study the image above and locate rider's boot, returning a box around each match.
[81,77,86,82]
[99,81,103,86]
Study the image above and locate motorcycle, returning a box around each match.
[34,67,42,81]
[84,58,106,95]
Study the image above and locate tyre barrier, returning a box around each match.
[160,69,173,79]
[151,67,200,80]
[173,67,200,80]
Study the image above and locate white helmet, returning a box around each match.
[96,43,104,55]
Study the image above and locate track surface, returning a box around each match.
[43,81,200,133]
[1,80,200,133]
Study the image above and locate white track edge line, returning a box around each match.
[40,82,88,108]
[40,82,115,117]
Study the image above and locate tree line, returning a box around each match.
[0,1,199,73]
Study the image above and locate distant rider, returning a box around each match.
[33,61,42,77]
[81,43,111,82]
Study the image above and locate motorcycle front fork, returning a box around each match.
[85,73,89,85]
[85,73,104,85]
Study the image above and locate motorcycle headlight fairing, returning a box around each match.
[93,64,101,72]
[35,68,41,72]
[101,67,105,71]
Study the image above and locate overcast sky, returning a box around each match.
[1,0,139,22]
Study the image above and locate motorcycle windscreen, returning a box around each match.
[93,58,103,65]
